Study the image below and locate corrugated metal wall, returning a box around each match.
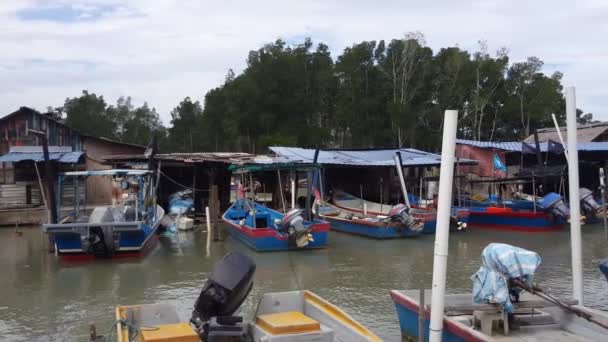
[455,145,507,178]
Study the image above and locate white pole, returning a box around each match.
[206,206,212,255]
[291,179,296,209]
[363,203,367,216]
[429,110,458,342]
[393,153,411,208]
[551,113,569,162]
[566,87,584,304]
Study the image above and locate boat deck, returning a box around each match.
[396,290,607,342]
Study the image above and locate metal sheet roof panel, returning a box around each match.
[269,146,476,166]
[0,151,84,163]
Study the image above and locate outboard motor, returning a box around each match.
[388,204,423,232]
[279,209,314,248]
[191,252,256,341]
[538,192,570,220]
[580,188,601,216]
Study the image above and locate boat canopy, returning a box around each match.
[471,243,541,313]
[60,169,151,177]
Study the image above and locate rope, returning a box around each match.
[159,170,210,192]
[111,318,160,342]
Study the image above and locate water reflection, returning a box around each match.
[0,224,607,341]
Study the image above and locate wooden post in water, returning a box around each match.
[210,185,221,241]
[206,206,212,256]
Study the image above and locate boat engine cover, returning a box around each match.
[579,188,601,214]
[538,192,570,219]
[280,209,313,248]
[388,204,423,232]
[191,252,256,324]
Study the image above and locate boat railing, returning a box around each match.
[42,221,143,233]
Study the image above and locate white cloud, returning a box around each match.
[0,0,606,125]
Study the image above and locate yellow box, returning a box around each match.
[256,311,321,335]
[140,322,199,342]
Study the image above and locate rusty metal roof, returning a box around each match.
[523,122,608,143]
[103,152,258,164]
[269,146,477,167]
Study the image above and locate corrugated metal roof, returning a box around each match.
[523,122,608,143]
[103,152,257,164]
[269,146,476,166]
[456,139,526,152]
[61,169,150,176]
[458,139,608,153]
[0,151,84,163]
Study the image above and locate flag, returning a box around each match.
[493,154,507,172]
[522,142,538,154]
[547,139,564,154]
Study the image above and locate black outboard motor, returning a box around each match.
[538,192,570,220]
[191,252,256,341]
[279,209,313,248]
[387,204,423,232]
[580,188,601,217]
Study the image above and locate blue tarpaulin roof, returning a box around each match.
[269,146,477,167]
[457,139,608,153]
[0,151,84,163]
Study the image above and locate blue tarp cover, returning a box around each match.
[471,243,541,312]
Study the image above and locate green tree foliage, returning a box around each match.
[56,34,595,153]
[62,91,164,146]
[194,35,592,151]
[167,97,204,152]
[64,90,115,138]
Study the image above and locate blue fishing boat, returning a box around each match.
[222,199,329,252]
[42,169,164,258]
[316,202,424,239]
[330,190,473,233]
[456,192,572,231]
[391,244,608,341]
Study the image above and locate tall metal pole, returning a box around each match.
[277,169,286,213]
[566,86,584,304]
[306,149,320,220]
[429,110,458,342]
[551,113,569,163]
[393,152,411,208]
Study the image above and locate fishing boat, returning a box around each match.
[456,192,571,232]
[115,252,381,342]
[391,244,608,341]
[331,190,468,233]
[42,169,164,257]
[316,202,424,239]
[222,199,329,251]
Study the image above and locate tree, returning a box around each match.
[122,103,164,146]
[64,90,115,138]
[168,97,203,152]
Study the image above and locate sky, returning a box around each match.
[1,0,607,125]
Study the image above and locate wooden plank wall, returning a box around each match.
[0,181,41,207]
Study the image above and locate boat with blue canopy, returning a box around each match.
[42,169,164,257]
